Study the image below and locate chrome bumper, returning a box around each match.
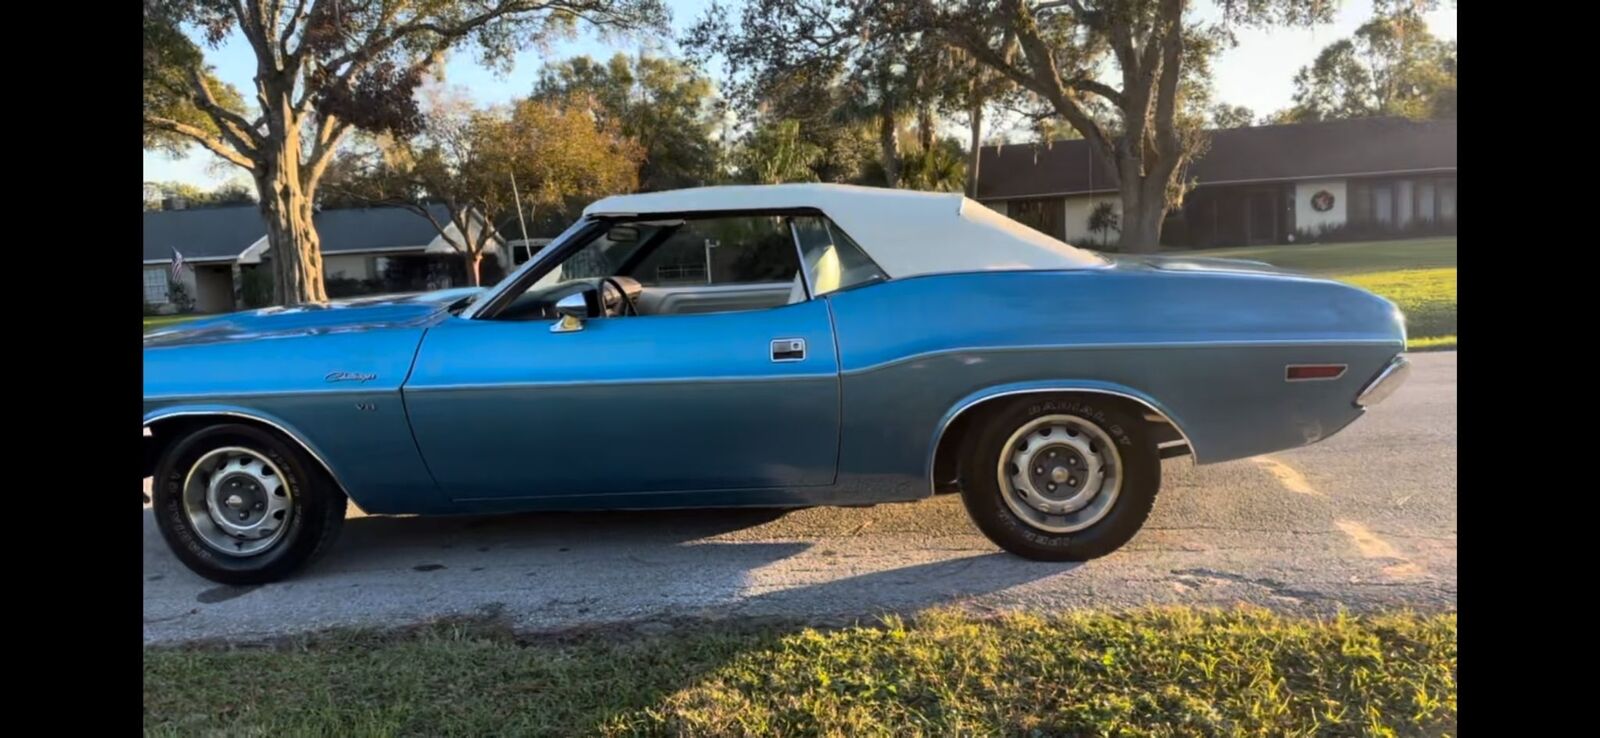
[1355,356,1411,408]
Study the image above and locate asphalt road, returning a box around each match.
[144,352,1456,644]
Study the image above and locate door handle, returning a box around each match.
[771,338,806,362]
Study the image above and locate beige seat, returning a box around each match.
[788,244,843,304]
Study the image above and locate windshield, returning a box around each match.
[524,221,667,293]
[489,219,593,288]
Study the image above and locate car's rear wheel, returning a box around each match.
[958,395,1160,561]
[151,423,346,584]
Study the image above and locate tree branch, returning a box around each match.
[301,113,350,192]
[1069,76,1124,107]
[280,0,309,61]
[1151,0,1186,163]
[188,67,262,154]
[144,115,257,170]
[996,0,1118,168]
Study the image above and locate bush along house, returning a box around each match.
[974,117,1456,249]
[143,202,503,314]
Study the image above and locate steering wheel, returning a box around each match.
[599,276,638,317]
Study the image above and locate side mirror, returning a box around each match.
[551,292,588,333]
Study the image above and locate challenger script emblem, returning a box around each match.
[325,371,377,383]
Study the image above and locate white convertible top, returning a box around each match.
[583,183,1107,278]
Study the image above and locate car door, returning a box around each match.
[402,289,841,503]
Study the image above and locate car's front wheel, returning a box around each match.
[958,395,1160,561]
[151,423,346,584]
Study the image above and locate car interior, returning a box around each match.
[488,213,886,322]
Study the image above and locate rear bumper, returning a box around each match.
[1355,356,1411,408]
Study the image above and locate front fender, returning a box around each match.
[142,403,353,500]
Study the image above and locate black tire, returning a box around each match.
[958,395,1160,561]
[151,423,347,584]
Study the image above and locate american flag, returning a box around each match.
[169,248,186,282]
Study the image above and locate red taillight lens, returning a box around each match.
[1286,364,1347,381]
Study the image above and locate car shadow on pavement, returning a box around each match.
[321,506,1071,626]
[334,505,798,551]
[145,504,1078,662]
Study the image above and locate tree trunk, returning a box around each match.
[918,104,936,153]
[465,252,483,287]
[878,109,901,189]
[253,84,328,306]
[966,93,983,198]
[1117,186,1166,254]
[257,164,328,305]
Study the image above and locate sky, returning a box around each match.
[144,0,1456,189]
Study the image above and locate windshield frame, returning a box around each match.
[459,216,602,320]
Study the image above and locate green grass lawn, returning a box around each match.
[144,606,1456,737]
[143,314,201,332]
[1181,237,1458,351]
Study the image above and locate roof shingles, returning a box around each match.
[974,117,1457,201]
[142,203,454,262]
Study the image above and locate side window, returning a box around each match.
[791,216,887,296]
[629,216,799,287]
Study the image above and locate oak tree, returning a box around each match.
[917,0,1335,251]
[325,89,644,285]
[143,0,665,305]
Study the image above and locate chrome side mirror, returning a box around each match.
[551,293,587,333]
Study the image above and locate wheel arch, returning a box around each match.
[143,406,354,503]
[926,382,1198,496]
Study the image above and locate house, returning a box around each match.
[143,203,502,313]
[974,117,1457,248]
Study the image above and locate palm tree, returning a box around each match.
[901,138,968,193]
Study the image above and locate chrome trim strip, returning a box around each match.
[144,387,388,402]
[1156,440,1188,449]
[928,387,1199,497]
[788,219,816,301]
[844,339,1400,376]
[1284,363,1348,382]
[403,373,839,393]
[141,409,352,497]
[1355,356,1411,407]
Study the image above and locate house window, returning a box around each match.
[1007,198,1066,241]
[1437,177,1457,220]
[1416,180,1436,222]
[1349,175,1456,228]
[1371,184,1395,225]
[144,269,170,304]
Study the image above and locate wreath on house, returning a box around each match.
[1311,190,1336,212]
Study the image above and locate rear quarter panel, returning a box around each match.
[825,267,1404,498]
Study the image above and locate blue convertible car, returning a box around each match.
[144,184,1410,583]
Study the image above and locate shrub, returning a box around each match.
[166,278,195,313]
[325,276,388,298]
[239,267,274,308]
[1295,217,1457,244]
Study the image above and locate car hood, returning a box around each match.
[144,287,486,347]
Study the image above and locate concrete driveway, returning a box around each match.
[144,352,1456,644]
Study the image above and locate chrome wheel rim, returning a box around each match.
[996,414,1122,533]
[181,447,293,556]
